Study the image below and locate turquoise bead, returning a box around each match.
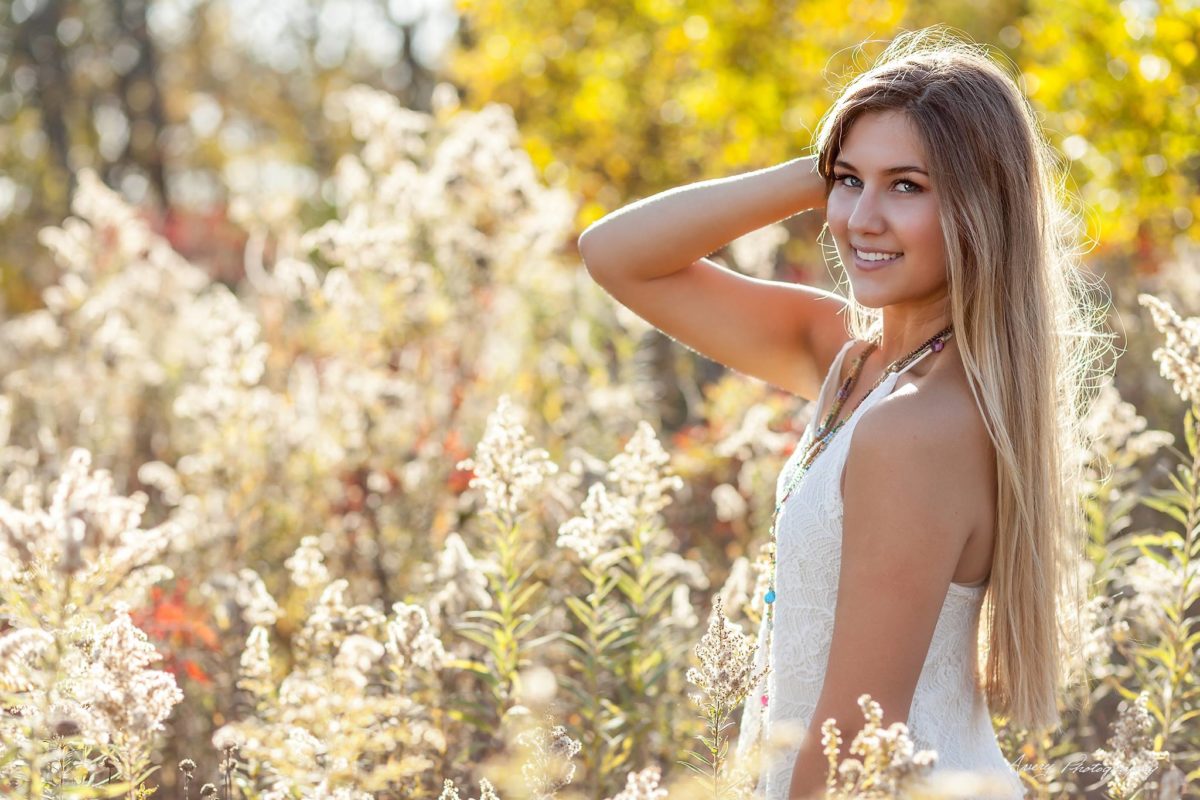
[764,589,776,604]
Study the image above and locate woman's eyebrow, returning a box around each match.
[834,159,929,176]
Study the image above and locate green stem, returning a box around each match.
[586,569,607,800]
[485,509,529,726]
[1161,404,1200,747]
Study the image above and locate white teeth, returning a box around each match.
[856,249,902,262]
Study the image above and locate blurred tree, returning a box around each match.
[0,0,456,312]
[1015,0,1200,271]
[446,0,1036,230]
[449,0,909,229]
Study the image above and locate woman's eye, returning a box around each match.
[831,174,922,193]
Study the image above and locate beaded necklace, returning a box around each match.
[758,324,954,712]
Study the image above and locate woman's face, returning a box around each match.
[825,109,947,308]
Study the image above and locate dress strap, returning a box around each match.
[828,339,857,384]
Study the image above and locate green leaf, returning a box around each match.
[599,626,637,651]
[447,707,494,729]
[525,630,561,649]
[600,696,627,719]
[1135,543,1177,571]
[446,657,500,686]
[559,630,593,655]
[1171,708,1200,729]
[564,595,596,628]
[615,571,643,604]
[1128,531,1185,550]
[601,714,626,733]
[513,609,547,638]
[1139,495,1190,528]
[1163,467,1194,499]
[646,657,673,687]
[88,781,134,799]
[462,609,510,627]
[456,627,500,650]
[516,559,541,587]
[510,581,543,615]
[595,573,624,604]
[1112,682,1145,705]
[134,764,162,784]
[1185,406,1198,459]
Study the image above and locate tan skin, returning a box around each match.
[578,113,999,798]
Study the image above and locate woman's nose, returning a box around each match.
[847,192,885,235]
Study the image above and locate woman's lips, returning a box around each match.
[853,251,903,271]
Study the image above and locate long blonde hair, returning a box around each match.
[811,27,1116,731]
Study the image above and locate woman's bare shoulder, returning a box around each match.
[884,351,997,505]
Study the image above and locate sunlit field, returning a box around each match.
[1,2,1198,799]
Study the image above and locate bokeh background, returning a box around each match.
[1,0,1198,798]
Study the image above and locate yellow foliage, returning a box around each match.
[448,0,910,234]
[449,0,1196,260]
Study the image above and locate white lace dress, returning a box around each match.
[736,339,1026,799]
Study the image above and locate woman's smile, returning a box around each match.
[853,248,905,271]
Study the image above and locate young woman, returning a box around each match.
[578,27,1111,800]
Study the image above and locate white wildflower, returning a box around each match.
[0,447,176,618]
[238,626,274,698]
[235,568,281,627]
[651,551,710,589]
[437,776,502,800]
[271,256,321,300]
[711,482,748,522]
[335,634,386,689]
[456,395,558,517]
[281,724,324,768]
[1122,555,1200,621]
[716,557,754,622]
[423,531,493,624]
[83,606,184,751]
[136,460,185,506]
[212,724,245,752]
[686,596,767,712]
[386,602,447,673]
[285,535,330,589]
[556,482,636,563]
[713,403,792,461]
[1139,294,1200,405]
[516,723,582,798]
[0,628,55,692]
[0,308,64,349]
[295,579,383,658]
[603,765,669,800]
[1079,378,1174,492]
[821,694,938,797]
[669,584,698,629]
[1093,692,1170,798]
[1079,593,1130,680]
[606,421,684,517]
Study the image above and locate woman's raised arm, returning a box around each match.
[578,156,849,400]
